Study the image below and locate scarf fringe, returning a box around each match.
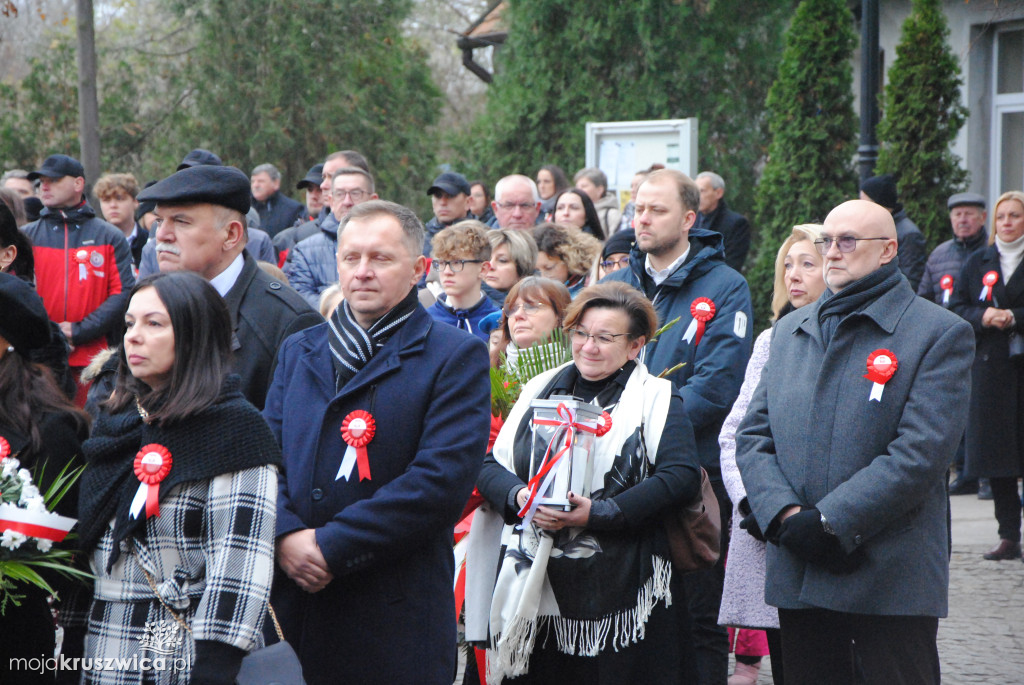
[486,555,672,684]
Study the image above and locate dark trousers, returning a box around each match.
[777,608,939,685]
[680,473,730,685]
[991,476,1022,542]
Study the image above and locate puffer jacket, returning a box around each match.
[918,229,988,306]
[601,227,753,470]
[284,213,341,309]
[23,201,135,367]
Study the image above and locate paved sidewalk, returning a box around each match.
[728,490,1024,684]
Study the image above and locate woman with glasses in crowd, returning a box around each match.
[467,281,701,684]
[717,224,824,685]
[951,190,1024,563]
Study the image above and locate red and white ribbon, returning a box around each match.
[0,503,77,542]
[683,297,716,347]
[517,403,598,529]
[130,444,173,519]
[979,271,998,302]
[73,249,91,281]
[940,274,953,307]
[0,436,9,460]
[864,349,898,402]
[338,410,375,481]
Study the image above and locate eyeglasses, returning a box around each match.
[431,259,484,273]
[503,301,549,317]
[601,256,630,269]
[332,189,367,201]
[568,328,629,346]
[813,236,890,255]
[496,201,537,212]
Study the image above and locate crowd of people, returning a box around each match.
[0,144,1017,685]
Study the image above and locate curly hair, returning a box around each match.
[532,222,601,277]
[432,220,492,261]
[93,173,140,200]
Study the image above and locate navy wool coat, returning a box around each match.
[263,307,491,685]
[736,278,974,617]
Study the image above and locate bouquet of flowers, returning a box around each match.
[0,454,89,614]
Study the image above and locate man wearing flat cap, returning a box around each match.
[22,154,136,405]
[138,165,320,409]
[918,191,989,496]
[423,171,475,257]
[859,174,927,292]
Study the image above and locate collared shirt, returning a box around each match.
[645,246,690,286]
[209,253,245,297]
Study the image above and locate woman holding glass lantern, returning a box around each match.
[467,281,701,684]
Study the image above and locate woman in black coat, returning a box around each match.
[0,272,90,683]
[951,190,1024,561]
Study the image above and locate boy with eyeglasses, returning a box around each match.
[427,222,500,341]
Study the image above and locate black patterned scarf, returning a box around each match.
[327,286,419,390]
[817,261,901,348]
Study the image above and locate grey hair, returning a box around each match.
[486,227,538,278]
[251,163,280,182]
[338,200,424,259]
[695,171,725,192]
[1,169,30,183]
[573,167,608,191]
[332,167,376,194]
[494,174,540,204]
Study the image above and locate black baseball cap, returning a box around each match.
[427,171,471,197]
[297,164,324,190]
[28,154,85,181]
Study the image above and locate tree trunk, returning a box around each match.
[76,0,101,191]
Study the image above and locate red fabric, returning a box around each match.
[728,626,770,657]
[277,248,289,269]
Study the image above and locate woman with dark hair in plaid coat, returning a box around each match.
[76,272,282,685]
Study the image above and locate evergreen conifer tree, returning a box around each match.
[874,0,968,247]
[748,0,858,327]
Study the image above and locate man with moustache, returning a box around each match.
[737,200,974,684]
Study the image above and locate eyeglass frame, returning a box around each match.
[813,236,891,256]
[495,201,539,211]
[600,256,631,269]
[331,188,368,201]
[430,258,485,273]
[503,300,550,318]
[567,327,630,347]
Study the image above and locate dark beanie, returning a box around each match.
[603,229,635,258]
[860,174,900,211]
[0,273,52,356]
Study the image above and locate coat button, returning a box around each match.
[853,534,863,546]
[270,281,282,290]
[311,488,324,501]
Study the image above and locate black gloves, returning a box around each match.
[737,498,766,542]
[776,508,865,574]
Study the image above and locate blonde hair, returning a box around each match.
[533,222,601,277]
[990,191,1024,246]
[318,284,344,318]
[94,173,140,200]
[431,221,492,261]
[770,224,823,320]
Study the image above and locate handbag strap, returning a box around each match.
[132,539,284,642]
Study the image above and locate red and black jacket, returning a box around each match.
[23,200,136,367]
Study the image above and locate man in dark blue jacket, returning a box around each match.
[265,200,490,685]
[251,163,305,238]
[603,168,752,684]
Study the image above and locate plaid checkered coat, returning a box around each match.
[81,466,277,685]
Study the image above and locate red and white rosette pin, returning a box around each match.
[73,248,91,281]
[130,444,172,519]
[939,274,954,306]
[337,410,375,481]
[864,350,898,402]
[0,436,9,460]
[683,297,716,347]
[595,411,612,437]
[979,271,999,302]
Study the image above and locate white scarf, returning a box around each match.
[464,361,675,683]
[997,232,1024,282]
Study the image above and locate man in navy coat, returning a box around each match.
[264,200,491,685]
[737,200,974,684]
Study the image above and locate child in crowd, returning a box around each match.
[427,221,500,342]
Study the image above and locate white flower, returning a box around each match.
[17,468,32,483]
[1,529,27,550]
[23,496,46,512]
[19,485,41,505]
[1,458,19,479]
[36,538,53,553]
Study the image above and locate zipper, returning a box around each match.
[62,211,69,322]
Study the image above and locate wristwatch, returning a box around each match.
[820,512,837,536]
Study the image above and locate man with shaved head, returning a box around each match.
[736,200,975,683]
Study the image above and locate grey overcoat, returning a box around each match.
[736,278,974,617]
